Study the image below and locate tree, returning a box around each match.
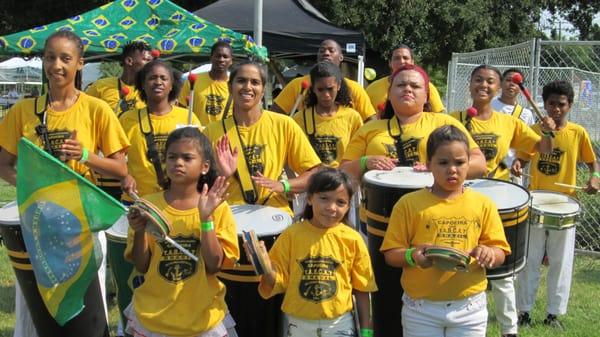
[545,0,600,40]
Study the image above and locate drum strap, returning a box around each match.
[138,108,167,187]
[302,107,318,149]
[387,117,410,166]
[460,110,473,132]
[511,104,524,120]
[221,94,233,119]
[221,117,258,204]
[116,79,134,117]
[33,94,55,156]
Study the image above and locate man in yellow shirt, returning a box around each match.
[272,39,376,122]
[178,41,233,125]
[366,44,445,114]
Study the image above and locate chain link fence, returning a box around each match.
[447,39,600,255]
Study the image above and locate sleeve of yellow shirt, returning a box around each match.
[428,82,445,113]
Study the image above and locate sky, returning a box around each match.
[539,10,600,39]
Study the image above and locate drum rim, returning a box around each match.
[362,167,433,189]
[465,178,531,212]
[0,200,20,225]
[530,189,581,215]
[230,204,292,236]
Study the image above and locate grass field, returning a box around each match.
[1,182,600,336]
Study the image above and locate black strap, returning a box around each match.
[138,108,166,186]
[33,95,55,156]
[460,110,473,132]
[221,117,258,204]
[387,117,409,166]
[302,107,318,149]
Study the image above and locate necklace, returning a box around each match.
[48,91,80,110]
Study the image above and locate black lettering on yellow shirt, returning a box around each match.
[205,94,225,116]
[402,137,422,165]
[383,143,397,159]
[154,133,169,164]
[45,129,72,155]
[472,133,499,161]
[428,217,480,248]
[298,255,340,303]
[312,135,339,165]
[244,144,265,176]
[537,148,564,176]
[157,235,199,283]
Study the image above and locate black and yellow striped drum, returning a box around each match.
[219,204,292,337]
[465,179,530,279]
[362,167,433,337]
[0,201,108,337]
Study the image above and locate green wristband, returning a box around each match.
[360,156,368,173]
[360,328,374,337]
[280,179,291,194]
[79,148,89,163]
[541,130,552,137]
[593,172,600,179]
[200,220,214,232]
[405,248,416,267]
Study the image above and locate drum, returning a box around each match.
[465,179,530,280]
[106,215,139,337]
[218,204,292,337]
[362,167,433,337]
[530,190,581,230]
[0,201,109,337]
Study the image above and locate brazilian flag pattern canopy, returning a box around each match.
[0,0,268,61]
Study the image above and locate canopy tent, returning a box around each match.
[195,0,364,61]
[0,0,268,62]
[0,57,42,84]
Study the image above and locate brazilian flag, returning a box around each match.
[16,138,126,325]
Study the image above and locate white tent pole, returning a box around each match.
[357,55,365,87]
[253,0,263,47]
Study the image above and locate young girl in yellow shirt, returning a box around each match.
[250,167,377,337]
[125,127,239,337]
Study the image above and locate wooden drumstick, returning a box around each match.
[554,182,584,190]
[290,80,310,117]
[187,73,198,125]
[511,73,554,138]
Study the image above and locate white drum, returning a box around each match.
[0,200,20,225]
[530,190,580,230]
[465,179,530,279]
[106,215,129,243]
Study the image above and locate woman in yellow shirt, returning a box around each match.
[293,62,363,168]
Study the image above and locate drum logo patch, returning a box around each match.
[312,135,339,165]
[298,255,340,303]
[472,133,499,161]
[42,130,72,158]
[537,148,563,176]
[430,217,480,249]
[243,145,265,175]
[157,235,199,283]
[205,94,225,116]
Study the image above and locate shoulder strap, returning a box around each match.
[511,104,523,120]
[33,95,54,155]
[138,108,166,186]
[387,117,409,166]
[221,117,258,204]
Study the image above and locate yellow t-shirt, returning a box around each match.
[365,76,445,113]
[119,106,201,200]
[274,75,376,121]
[293,106,363,167]
[259,220,377,319]
[342,112,479,164]
[124,192,239,335]
[204,111,321,214]
[450,110,541,180]
[86,77,145,115]
[0,93,130,183]
[517,122,597,196]
[381,188,510,301]
[178,72,231,126]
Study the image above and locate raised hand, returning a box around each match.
[197,176,230,221]
[215,135,239,178]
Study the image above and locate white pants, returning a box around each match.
[402,292,487,337]
[516,226,575,315]
[13,231,108,337]
[284,312,356,337]
[490,277,518,334]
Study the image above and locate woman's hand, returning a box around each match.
[215,135,238,178]
[197,176,230,221]
[60,130,83,162]
[252,172,284,193]
[366,155,397,171]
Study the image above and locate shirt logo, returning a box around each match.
[243,144,265,176]
[429,217,480,250]
[537,148,564,176]
[205,94,225,116]
[383,137,422,165]
[153,133,169,164]
[298,255,340,303]
[311,135,339,165]
[472,133,499,161]
[157,235,199,283]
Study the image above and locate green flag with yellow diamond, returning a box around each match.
[16,137,126,326]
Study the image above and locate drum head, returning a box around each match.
[425,246,470,272]
[0,201,20,225]
[231,205,292,236]
[465,179,530,211]
[363,166,433,189]
[106,215,129,239]
[531,190,580,215]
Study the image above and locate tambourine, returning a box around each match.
[130,198,198,262]
[243,230,268,275]
[424,246,471,272]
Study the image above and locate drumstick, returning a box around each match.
[163,236,199,262]
[511,73,554,138]
[187,73,198,125]
[289,80,310,117]
[554,182,584,190]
